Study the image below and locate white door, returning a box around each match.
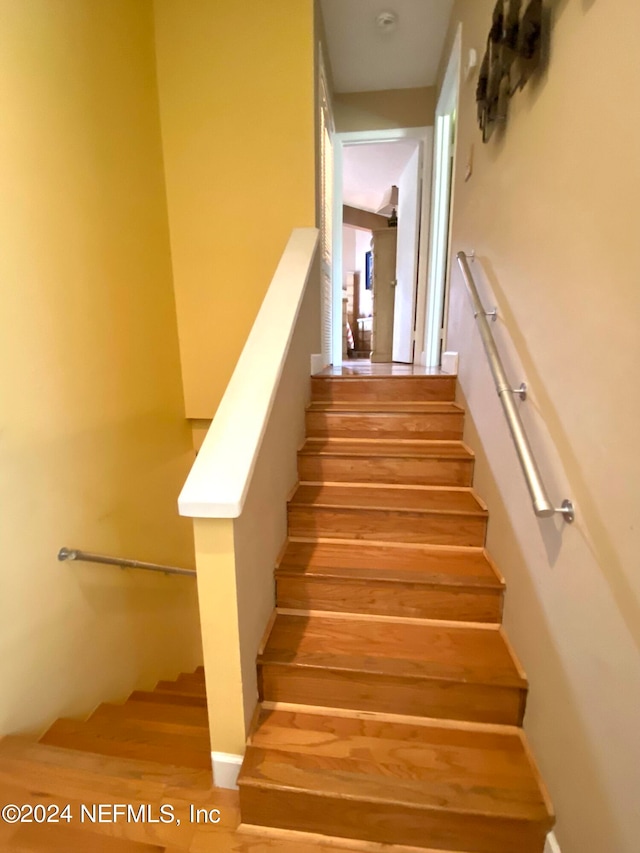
[392,146,421,363]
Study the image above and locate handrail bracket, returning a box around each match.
[456,251,574,524]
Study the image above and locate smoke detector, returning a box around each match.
[376,11,398,33]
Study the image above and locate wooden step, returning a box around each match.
[311,375,456,403]
[258,613,527,725]
[40,716,213,770]
[90,700,209,733]
[0,737,212,798]
[288,484,488,547]
[177,672,205,687]
[298,439,474,486]
[306,402,464,441]
[128,689,207,709]
[8,822,165,852]
[0,737,215,850]
[239,708,553,853]
[275,540,504,622]
[155,679,206,696]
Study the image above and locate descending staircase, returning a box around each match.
[0,668,215,851]
[238,371,555,853]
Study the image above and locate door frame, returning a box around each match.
[422,25,462,368]
[332,126,432,366]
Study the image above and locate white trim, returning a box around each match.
[412,128,435,365]
[338,127,433,145]
[544,832,562,853]
[178,228,319,518]
[333,126,432,367]
[310,353,324,375]
[211,751,243,790]
[545,832,562,853]
[423,24,462,368]
[440,351,459,375]
[331,140,344,366]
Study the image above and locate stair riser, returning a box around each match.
[311,376,456,403]
[239,785,547,853]
[298,454,474,486]
[41,728,212,770]
[288,506,487,547]
[90,703,209,731]
[306,412,464,440]
[128,690,207,709]
[275,576,503,622]
[258,665,526,725]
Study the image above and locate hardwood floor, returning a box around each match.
[240,370,555,851]
[0,668,384,853]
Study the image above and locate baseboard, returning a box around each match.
[545,831,562,853]
[310,353,324,375]
[211,751,243,790]
[440,351,459,375]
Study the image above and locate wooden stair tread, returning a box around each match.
[299,439,473,460]
[155,679,206,696]
[307,401,463,413]
[128,689,207,708]
[0,737,211,794]
[8,822,165,852]
[241,709,552,824]
[310,375,457,404]
[260,613,526,688]
[90,700,209,731]
[277,541,503,590]
[290,484,487,516]
[41,718,212,770]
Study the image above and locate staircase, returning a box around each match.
[238,369,555,853]
[0,668,217,851]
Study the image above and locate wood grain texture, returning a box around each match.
[257,614,527,725]
[277,540,504,589]
[288,506,486,547]
[242,370,553,848]
[8,822,166,852]
[244,708,552,821]
[290,483,485,511]
[288,483,487,547]
[298,439,474,486]
[239,780,548,853]
[275,538,504,621]
[305,408,464,440]
[40,717,213,770]
[275,575,502,622]
[311,375,457,403]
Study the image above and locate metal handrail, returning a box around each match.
[456,252,574,522]
[57,547,196,577]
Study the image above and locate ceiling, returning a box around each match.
[342,140,420,213]
[320,0,454,93]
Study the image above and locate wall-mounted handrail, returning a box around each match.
[57,547,196,577]
[456,251,574,523]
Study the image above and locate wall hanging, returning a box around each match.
[476,0,544,142]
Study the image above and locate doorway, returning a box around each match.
[422,26,461,368]
[332,128,433,367]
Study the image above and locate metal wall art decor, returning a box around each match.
[476,0,544,142]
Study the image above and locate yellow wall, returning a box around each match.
[334,87,436,132]
[441,2,640,851]
[154,0,316,418]
[0,0,202,736]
